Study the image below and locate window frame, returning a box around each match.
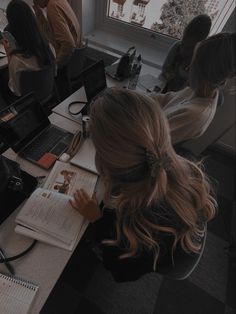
[95,0,174,50]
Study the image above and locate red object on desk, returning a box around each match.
[37,153,57,169]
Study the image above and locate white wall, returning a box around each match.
[0,0,32,9]
[81,0,95,35]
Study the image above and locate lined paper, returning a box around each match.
[0,273,38,314]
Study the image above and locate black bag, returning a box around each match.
[0,156,38,224]
[116,46,136,79]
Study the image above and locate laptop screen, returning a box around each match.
[83,59,107,102]
[0,94,49,152]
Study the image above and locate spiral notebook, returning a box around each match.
[0,272,39,314]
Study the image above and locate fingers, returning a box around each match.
[70,189,102,223]
[74,189,89,204]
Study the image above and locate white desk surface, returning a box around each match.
[53,63,160,124]
[0,113,86,314]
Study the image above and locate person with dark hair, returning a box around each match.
[70,87,217,282]
[0,0,54,98]
[157,14,212,93]
[152,32,236,144]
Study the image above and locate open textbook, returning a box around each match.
[15,161,98,250]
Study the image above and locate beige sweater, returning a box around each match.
[35,0,81,66]
[151,87,219,144]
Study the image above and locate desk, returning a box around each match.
[0,113,86,314]
[53,63,160,124]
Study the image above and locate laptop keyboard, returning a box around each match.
[22,127,69,161]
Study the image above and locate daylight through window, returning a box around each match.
[107,0,235,39]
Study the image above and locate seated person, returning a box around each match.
[70,87,217,282]
[152,32,236,145]
[0,0,54,100]
[157,14,212,93]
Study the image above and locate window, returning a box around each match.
[107,0,235,39]
[0,8,7,30]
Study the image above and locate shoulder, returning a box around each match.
[47,0,69,13]
[9,53,26,67]
[9,53,40,71]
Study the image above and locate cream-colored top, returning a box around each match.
[151,87,219,144]
[8,54,40,96]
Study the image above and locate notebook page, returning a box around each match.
[70,138,98,174]
[0,273,38,314]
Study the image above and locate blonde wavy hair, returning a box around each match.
[90,88,217,269]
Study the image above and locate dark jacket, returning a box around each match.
[92,204,205,282]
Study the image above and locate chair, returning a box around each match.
[67,41,88,92]
[54,42,88,101]
[19,65,59,115]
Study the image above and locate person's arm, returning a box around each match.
[47,5,76,67]
[33,4,54,46]
[7,54,23,96]
[150,91,176,109]
[167,106,210,145]
[161,41,181,80]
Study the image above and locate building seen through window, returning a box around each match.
[0,8,7,30]
[107,0,235,38]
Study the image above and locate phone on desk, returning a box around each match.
[0,31,19,52]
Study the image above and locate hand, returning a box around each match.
[1,39,11,58]
[70,189,102,223]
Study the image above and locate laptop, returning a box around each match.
[0,94,73,169]
[81,59,107,115]
[105,60,121,80]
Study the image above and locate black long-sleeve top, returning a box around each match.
[92,204,205,282]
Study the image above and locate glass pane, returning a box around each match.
[107,0,235,39]
[0,8,7,30]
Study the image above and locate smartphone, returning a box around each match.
[2,31,19,51]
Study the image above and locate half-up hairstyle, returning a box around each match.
[90,88,216,269]
[189,32,236,97]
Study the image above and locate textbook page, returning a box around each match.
[15,188,85,250]
[44,160,98,197]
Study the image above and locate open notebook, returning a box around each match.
[0,272,38,314]
[70,138,98,174]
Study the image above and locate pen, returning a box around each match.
[0,247,15,275]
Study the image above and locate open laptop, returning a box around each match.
[0,94,73,169]
[80,59,107,115]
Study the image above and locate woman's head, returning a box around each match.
[90,88,216,264]
[6,0,53,65]
[182,14,212,44]
[180,15,212,66]
[90,87,172,203]
[189,32,236,97]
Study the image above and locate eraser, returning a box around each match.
[59,153,70,162]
